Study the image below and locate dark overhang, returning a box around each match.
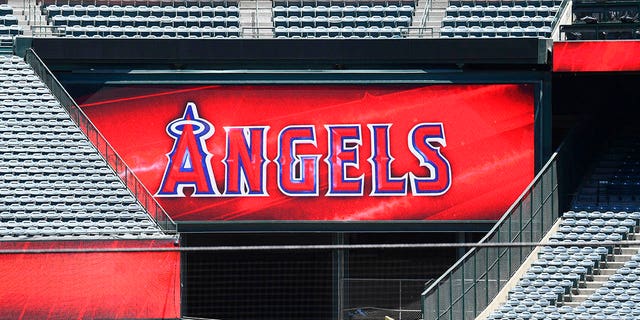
[17,37,552,70]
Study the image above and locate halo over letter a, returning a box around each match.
[156,102,219,197]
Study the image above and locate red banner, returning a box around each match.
[554,41,640,72]
[80,84,534,221]
[0,240,180,319]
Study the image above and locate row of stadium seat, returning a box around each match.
[61,25,241,37]
[0,184,129,194]
[2,139,110,148]
[274,25,406,37]
[449,0,562,6]
[0,55,173,241]
[440,25,552,37]
[39,0,238,6]
[272,0,416,6]
[1,159,117,167]
[0,198,135,207]
[0,228,167,240]
[1,212,149,221]
[44,4,239,18]
[0,221,158,230]
[443,15,556,27]
[273,4,414,17]
[274,15,411,27]
[446,4,559,16]
[0,80,45,89]
[50,14,240,27]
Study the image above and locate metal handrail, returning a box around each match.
[24,48,178,232]
[421,150,559,319]
[419,0,433,36]
[30,25,66,36]
[560,22,640,40]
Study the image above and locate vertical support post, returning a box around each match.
[485,248,489,310]
[456,232,465,320]
[536,79,552,172]
[530,188,534,243]
[496,228,500,292]
[519,205,523,266]
[448,274,453,320]
[399,279,402,320]
[456,232,465,259]
[473,253,477,317]
[552,163,556,223]
[461,262,465,320]
[541,178,545,237]
[255,0,259,37]
[333,233,345,320]
[435,286,440,320]
[508,216,512,274]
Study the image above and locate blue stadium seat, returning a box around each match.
[440,25,454,37]
[343,5,356,17]
[505,15,519,28]
[468,15,480,27]
[484,5,497,17]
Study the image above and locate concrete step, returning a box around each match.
[8,0,48,36]
[592,272,615,281]
[563,301,582,308]
[621,247,640,255]
[609,259,628,266]
[574,287,599,297]
[564,246,640,307]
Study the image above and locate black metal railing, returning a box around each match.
[421,120,599,320]
[561,22,640,40]
[421,152,559,320]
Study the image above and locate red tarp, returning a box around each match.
[554,41,640,72]
[0,239,180,319]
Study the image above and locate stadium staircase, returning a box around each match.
[416,0,447,36]
[563,244,640,308]
[240,0,273,37]
[7,0,30,36]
